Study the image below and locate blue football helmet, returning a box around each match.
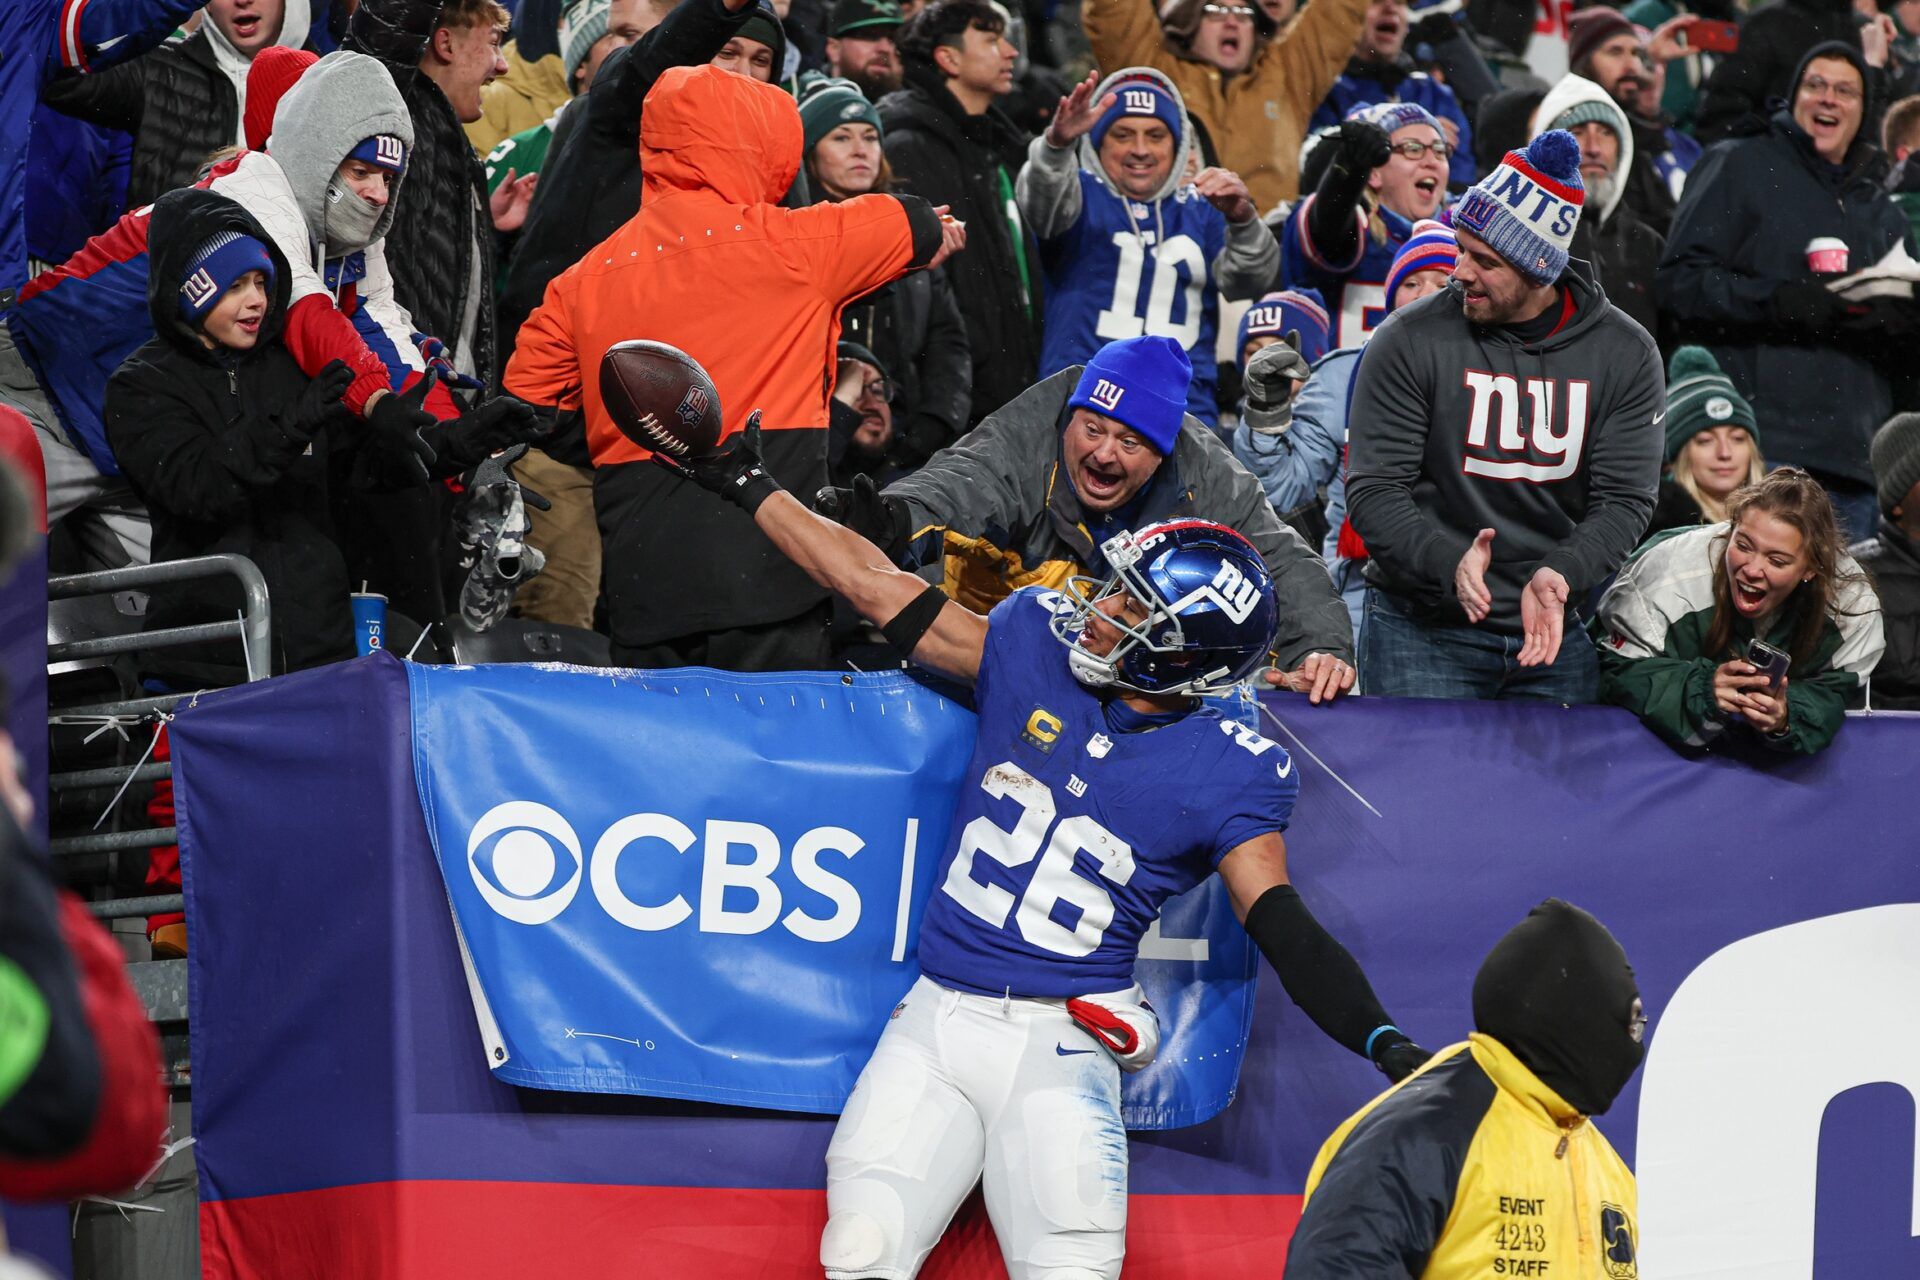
[1050,519,1278,696]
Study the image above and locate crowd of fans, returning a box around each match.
[4,0,1918,760]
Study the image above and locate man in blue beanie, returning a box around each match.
[817,332,1360,700]
[1345,129,1664,702]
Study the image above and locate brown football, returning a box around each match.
[598,339,725,460]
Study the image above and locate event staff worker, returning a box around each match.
[504,63,955,671]
[1285,899,1646,1280]
[816,334,1361,701]
[645,375,1429,1279]
[1345,130,1663,703]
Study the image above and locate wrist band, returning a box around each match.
[1364,1024,1402,1061]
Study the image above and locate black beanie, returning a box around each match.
[1472,899,1644,1116]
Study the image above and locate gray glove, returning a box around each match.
[1243,343,1313,435]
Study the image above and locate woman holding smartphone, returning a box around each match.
[1593,468,1885,754]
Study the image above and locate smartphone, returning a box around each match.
[1680,17,1740,53]
[1747,638,1790,689]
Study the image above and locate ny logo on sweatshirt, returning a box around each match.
[1460,370,1590,483]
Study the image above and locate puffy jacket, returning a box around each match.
[497,0,766,362]
[1594,522,1884,754]
[40,0,313,213]
[1082,0,1368,211]
[1851,519,1920,710]
[1656,109,1913,489]
[386,68,495,384]
[885,366,1355,665]
[1311,59,1476,188]
[104,188,362,685]
[465,40,570,157]
[879,67,1043,424]
[7,51,454,476]
[1284,1034,1640,1280]
[504,64,940,645]
[0,0,205,287]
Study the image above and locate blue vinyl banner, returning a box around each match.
[407,663,1257,1128]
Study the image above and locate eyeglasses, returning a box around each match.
[855,375,895,402]
[1388,138,1452,160]
[1799,74,1862,103]
[1200,4,1257,18]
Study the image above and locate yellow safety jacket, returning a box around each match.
[1288,1034,1640,1280]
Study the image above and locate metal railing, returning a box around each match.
[45,554,271,919]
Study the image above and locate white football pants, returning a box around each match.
[821,975,1158,1280]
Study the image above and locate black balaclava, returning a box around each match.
[1472,899,1645,1116]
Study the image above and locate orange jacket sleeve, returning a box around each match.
[503,268,586,411]
[787,193,921,306]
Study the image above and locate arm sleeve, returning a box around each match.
[1771,583,1885,754]
[1202,436,1355,665]
[1014,134,1086,242]
[502,269,585,410]
[1653,145,1775,329]
[1081,0,1182,78]
[789,193,920,302]
[1344,320,1469,586]
[1242,884,1393,1057]
[105,370,314,522]
[884,378,1058,568]
[585,0,751,149]
[347,243,455,419]
[54,0,203,73]
[1535,338,1663,594]
[1264,0,1371,121]
[40,59,146,132]
[1214,208,1281,302]
[1593,560,1727,747]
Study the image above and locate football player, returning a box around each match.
[648,340,1429,1280]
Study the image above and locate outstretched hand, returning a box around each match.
[1516,566,1569,668]
[927,206,968,270]
[1192,167,1256,224]
[489,169,539,233]
[1045,71,1117,148]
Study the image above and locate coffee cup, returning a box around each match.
[1806,237,1850,275]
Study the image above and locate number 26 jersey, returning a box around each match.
[914,589,1300,999]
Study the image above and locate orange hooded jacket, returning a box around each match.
[506,64,933,466]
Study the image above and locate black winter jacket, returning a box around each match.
[1851,518,1920,709]
[104,189,364,686]
[878,66,1042,424]
[1693,0,1867,143]
[1571,201,1663,339]
[497,0,764,363]
[1656,109,1914,487]
[1620,114,1679,240]
[43,31,250,214]
[386,71,495,386]
[836,257,972,468]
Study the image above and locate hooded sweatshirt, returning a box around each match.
[1017,67,1279,426]
[1345,259,1664,632]
[8,51,450,476]
[505,64,940,645]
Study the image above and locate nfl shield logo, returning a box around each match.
[676,385,709,430]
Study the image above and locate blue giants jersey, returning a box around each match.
[914,588,1299,998]
[1279,198,1415,350]
[1037,173,1229,425]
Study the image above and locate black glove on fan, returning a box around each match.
[282,359,355,438]
[437,397,552,470]
[364,375,438,483]
[813,474,910,559]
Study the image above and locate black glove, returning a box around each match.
[438,396,551,470]
[284,359,355,437]
[1331,119,1394,173]
[1370,1031,1433,1084]
[1835,294,1920,360]
[653,411,782,515]
[364,375,438,483]
[813,474,910,558]
[1769,279,1855,338]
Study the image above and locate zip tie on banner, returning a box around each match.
[92,714,172,831]
[47,711,141,745]
[73,1197,164,1235]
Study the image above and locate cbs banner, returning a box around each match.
[407,662,1260,1128]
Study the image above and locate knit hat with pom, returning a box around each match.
[1663,345,1757,461]
[1453,128,1584,285]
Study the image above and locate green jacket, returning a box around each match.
[1593,523,1884,755]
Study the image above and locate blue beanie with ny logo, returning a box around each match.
[1067,335,1192,455]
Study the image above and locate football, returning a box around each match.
[598,339,725,460]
